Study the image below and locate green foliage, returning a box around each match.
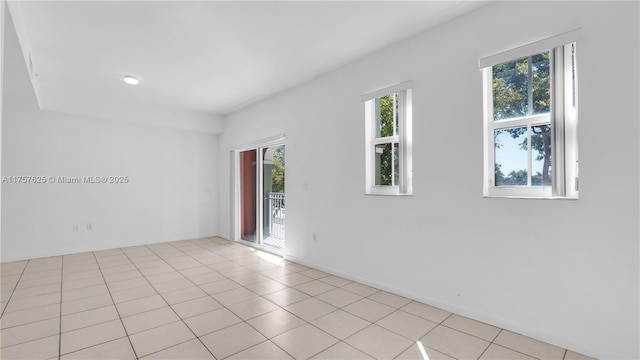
[493,52,552,186]
[493,52,550,120]
[377,94,397,137]
[271,146,285,193]
[375,94,398,186]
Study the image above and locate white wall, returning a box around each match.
[1,0,6,260]
[218,2,639,358]
[1,11,219,262]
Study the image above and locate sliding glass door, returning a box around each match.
[237,142,285,250]
[239,149,257,243]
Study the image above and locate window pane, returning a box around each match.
[393,143,399,186]
[531,124,552,186]
[375,93,398,138]
[494,128,527,186]
[375,143,393,186]
[493,51,550,120]
[531,52,550,115]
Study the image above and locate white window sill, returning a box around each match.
[483,195,578,200]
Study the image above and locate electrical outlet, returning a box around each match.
[87,223,92,231]
[73,224,79,232]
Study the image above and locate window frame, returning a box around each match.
[481,32,580,199]
[362,82,413,196]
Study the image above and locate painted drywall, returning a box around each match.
[218,2,639,358]
[1,12,219,262]
[6,2,225,136]
[1,1,6,260]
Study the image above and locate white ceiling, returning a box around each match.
[11,1,487,119]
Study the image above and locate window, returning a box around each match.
[362,81,412,195]
[480,30,580,199]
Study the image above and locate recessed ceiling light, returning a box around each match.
[123,75,140,85]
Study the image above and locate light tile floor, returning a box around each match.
[0,237,595,360]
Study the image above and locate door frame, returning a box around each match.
[230,134,285,255]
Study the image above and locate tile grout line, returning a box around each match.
[0,259,29,319]
[2,239,583,360]
[89,249,140,360]
[162,241,314,360]
[120,243,219,359]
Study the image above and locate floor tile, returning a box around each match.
[200,322,267,359]
[494,330,566,360]
[179,266,212,277]
[183,307,242,336]
[294,280,336,296]
[284,297,337,322]
[311,310,371,340]
[139,266,176,278]
[395,341,456,360]
[14,276,60,290]
[160,286,208,305]
[60,319,126,355]
[247,308,306,339]
[345,324,414,359]
[244,279,288,295]
[141,339,214,359]
[100,264,137,275]
[63,263,100,275]
[62,294,113,316]
[341,282,379,297]
[376,310,438,340]
[565,350,597,360]
[442,314,501,342]
[401,301,452,323]
[115,295,166,317]
[212,287,259,307]
[228,272,270,286]
[104,277,149,292]
[0,302,60,329]
[185,272,226,286]
[226,340,294,359]
[102,271,143,284]
[227,296,280,320]
[1,317,60,348]
[60,337,136,359]
[420,325,490,360]
[199,279,242,295]
[275,273,314,287]
[310,341,374,359]
[61,305,119,332]
[4,292,60,313]
[0,334,59,360]
[151,278,194,294]
[121,306,180,334]
[343,298,395,322]
[63,269,103,282]
[129,321,195,358]
[261,266,295,279]
[62,276,105,291]
[264,287,310,307]
[170,296,222,319]
[62,284,109,302]
[111,285,158,303]
[272,323,339,359]
[315,288,363,308]
[0,238,582,360]
[11,283,60,299]
[299,268,329,280]
[368,291,412,309]
[479,343,537,359]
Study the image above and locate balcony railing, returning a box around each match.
[268,192,285,240]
